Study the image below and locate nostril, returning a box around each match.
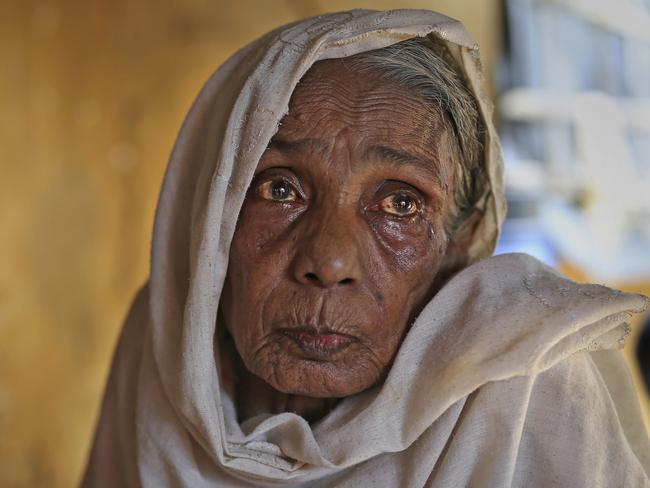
[301,272,354,286]
[304,272,320,283]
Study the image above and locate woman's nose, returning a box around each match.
[291,214,363,288]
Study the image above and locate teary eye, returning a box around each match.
[379,193,419,217]
[257,178,298,202]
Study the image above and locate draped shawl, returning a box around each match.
[83,9,650,487]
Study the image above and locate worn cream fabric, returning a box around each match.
[83,9,650,487]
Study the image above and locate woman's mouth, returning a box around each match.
[282,327,355,358]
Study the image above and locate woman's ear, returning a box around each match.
[437,207,484,283]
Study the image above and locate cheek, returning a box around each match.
[367,214,446,274]
[235,200,301,255]
[224,205,291,329]
[223,199,307,341]
[228,198,307,289]
[367,214,449,334]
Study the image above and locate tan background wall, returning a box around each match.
[5,1,620,486]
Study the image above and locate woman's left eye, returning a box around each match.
[257,178,298,202]
[379,193,420,217]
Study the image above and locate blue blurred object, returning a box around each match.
[495,217,557,268]
[498,0,650,283]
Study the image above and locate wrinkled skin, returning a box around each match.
[219,58,476,422]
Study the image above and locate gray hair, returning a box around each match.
[347,36,486,232]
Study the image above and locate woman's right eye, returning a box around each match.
[256,178,298,202]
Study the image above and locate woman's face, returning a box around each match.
[221,58,461,398]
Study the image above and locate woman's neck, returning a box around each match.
[217,327,338,424]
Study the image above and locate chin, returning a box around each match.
[253,351,382,399]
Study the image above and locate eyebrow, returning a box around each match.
[268,138,442,185]
[364,144,442,185]
[267,138,329,156]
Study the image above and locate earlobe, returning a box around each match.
[439,207,484,281]
[450,206,483,254]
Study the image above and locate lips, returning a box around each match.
[282,327,355,358]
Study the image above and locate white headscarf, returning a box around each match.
[83,10,650,487]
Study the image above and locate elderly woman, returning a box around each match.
[83,9,650,487]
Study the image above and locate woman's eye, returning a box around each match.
[257,178,298,202]
[379,193,419,217]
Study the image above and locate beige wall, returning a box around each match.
[0,1,504,486]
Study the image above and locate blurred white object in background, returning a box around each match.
[498,0,650,283]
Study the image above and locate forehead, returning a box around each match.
[277,58,449,147]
